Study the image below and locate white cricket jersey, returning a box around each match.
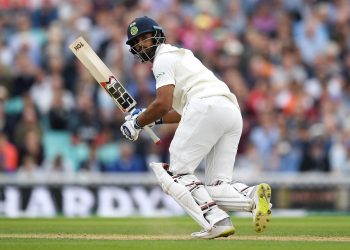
[152,44,239,114]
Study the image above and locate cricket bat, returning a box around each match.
[69,36,161,144]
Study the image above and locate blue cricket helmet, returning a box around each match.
[126,16,165,45]
[126,16,165,62]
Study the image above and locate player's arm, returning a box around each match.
[134,53,179,127]
[161,109,181,124]
[136,84,176,127]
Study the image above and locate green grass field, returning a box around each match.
[0,216,349,250]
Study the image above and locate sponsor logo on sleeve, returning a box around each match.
[155,72,165,79]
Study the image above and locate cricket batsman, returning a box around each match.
[120,16,272,239]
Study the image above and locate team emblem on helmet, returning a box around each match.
[130,26,138,36]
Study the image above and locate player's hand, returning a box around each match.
[120,119,141,141]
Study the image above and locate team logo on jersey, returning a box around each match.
[130,26,138,36]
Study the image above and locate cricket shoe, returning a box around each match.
[252,183,272,233]
[191,218,235,239]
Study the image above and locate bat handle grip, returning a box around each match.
[144,126,161,145]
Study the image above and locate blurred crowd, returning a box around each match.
[1,0,350,176]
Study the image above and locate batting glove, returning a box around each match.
[125,108,163,128]
[125,108,144,122]
[121,108,145,141]
[120,118,141,141]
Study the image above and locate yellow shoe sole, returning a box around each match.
[254,183,272,233]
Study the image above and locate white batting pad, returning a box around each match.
[174,174,229,227]
[149,162,212,231]
[206,182,254,212]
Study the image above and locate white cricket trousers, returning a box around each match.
[169,96,242,185]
